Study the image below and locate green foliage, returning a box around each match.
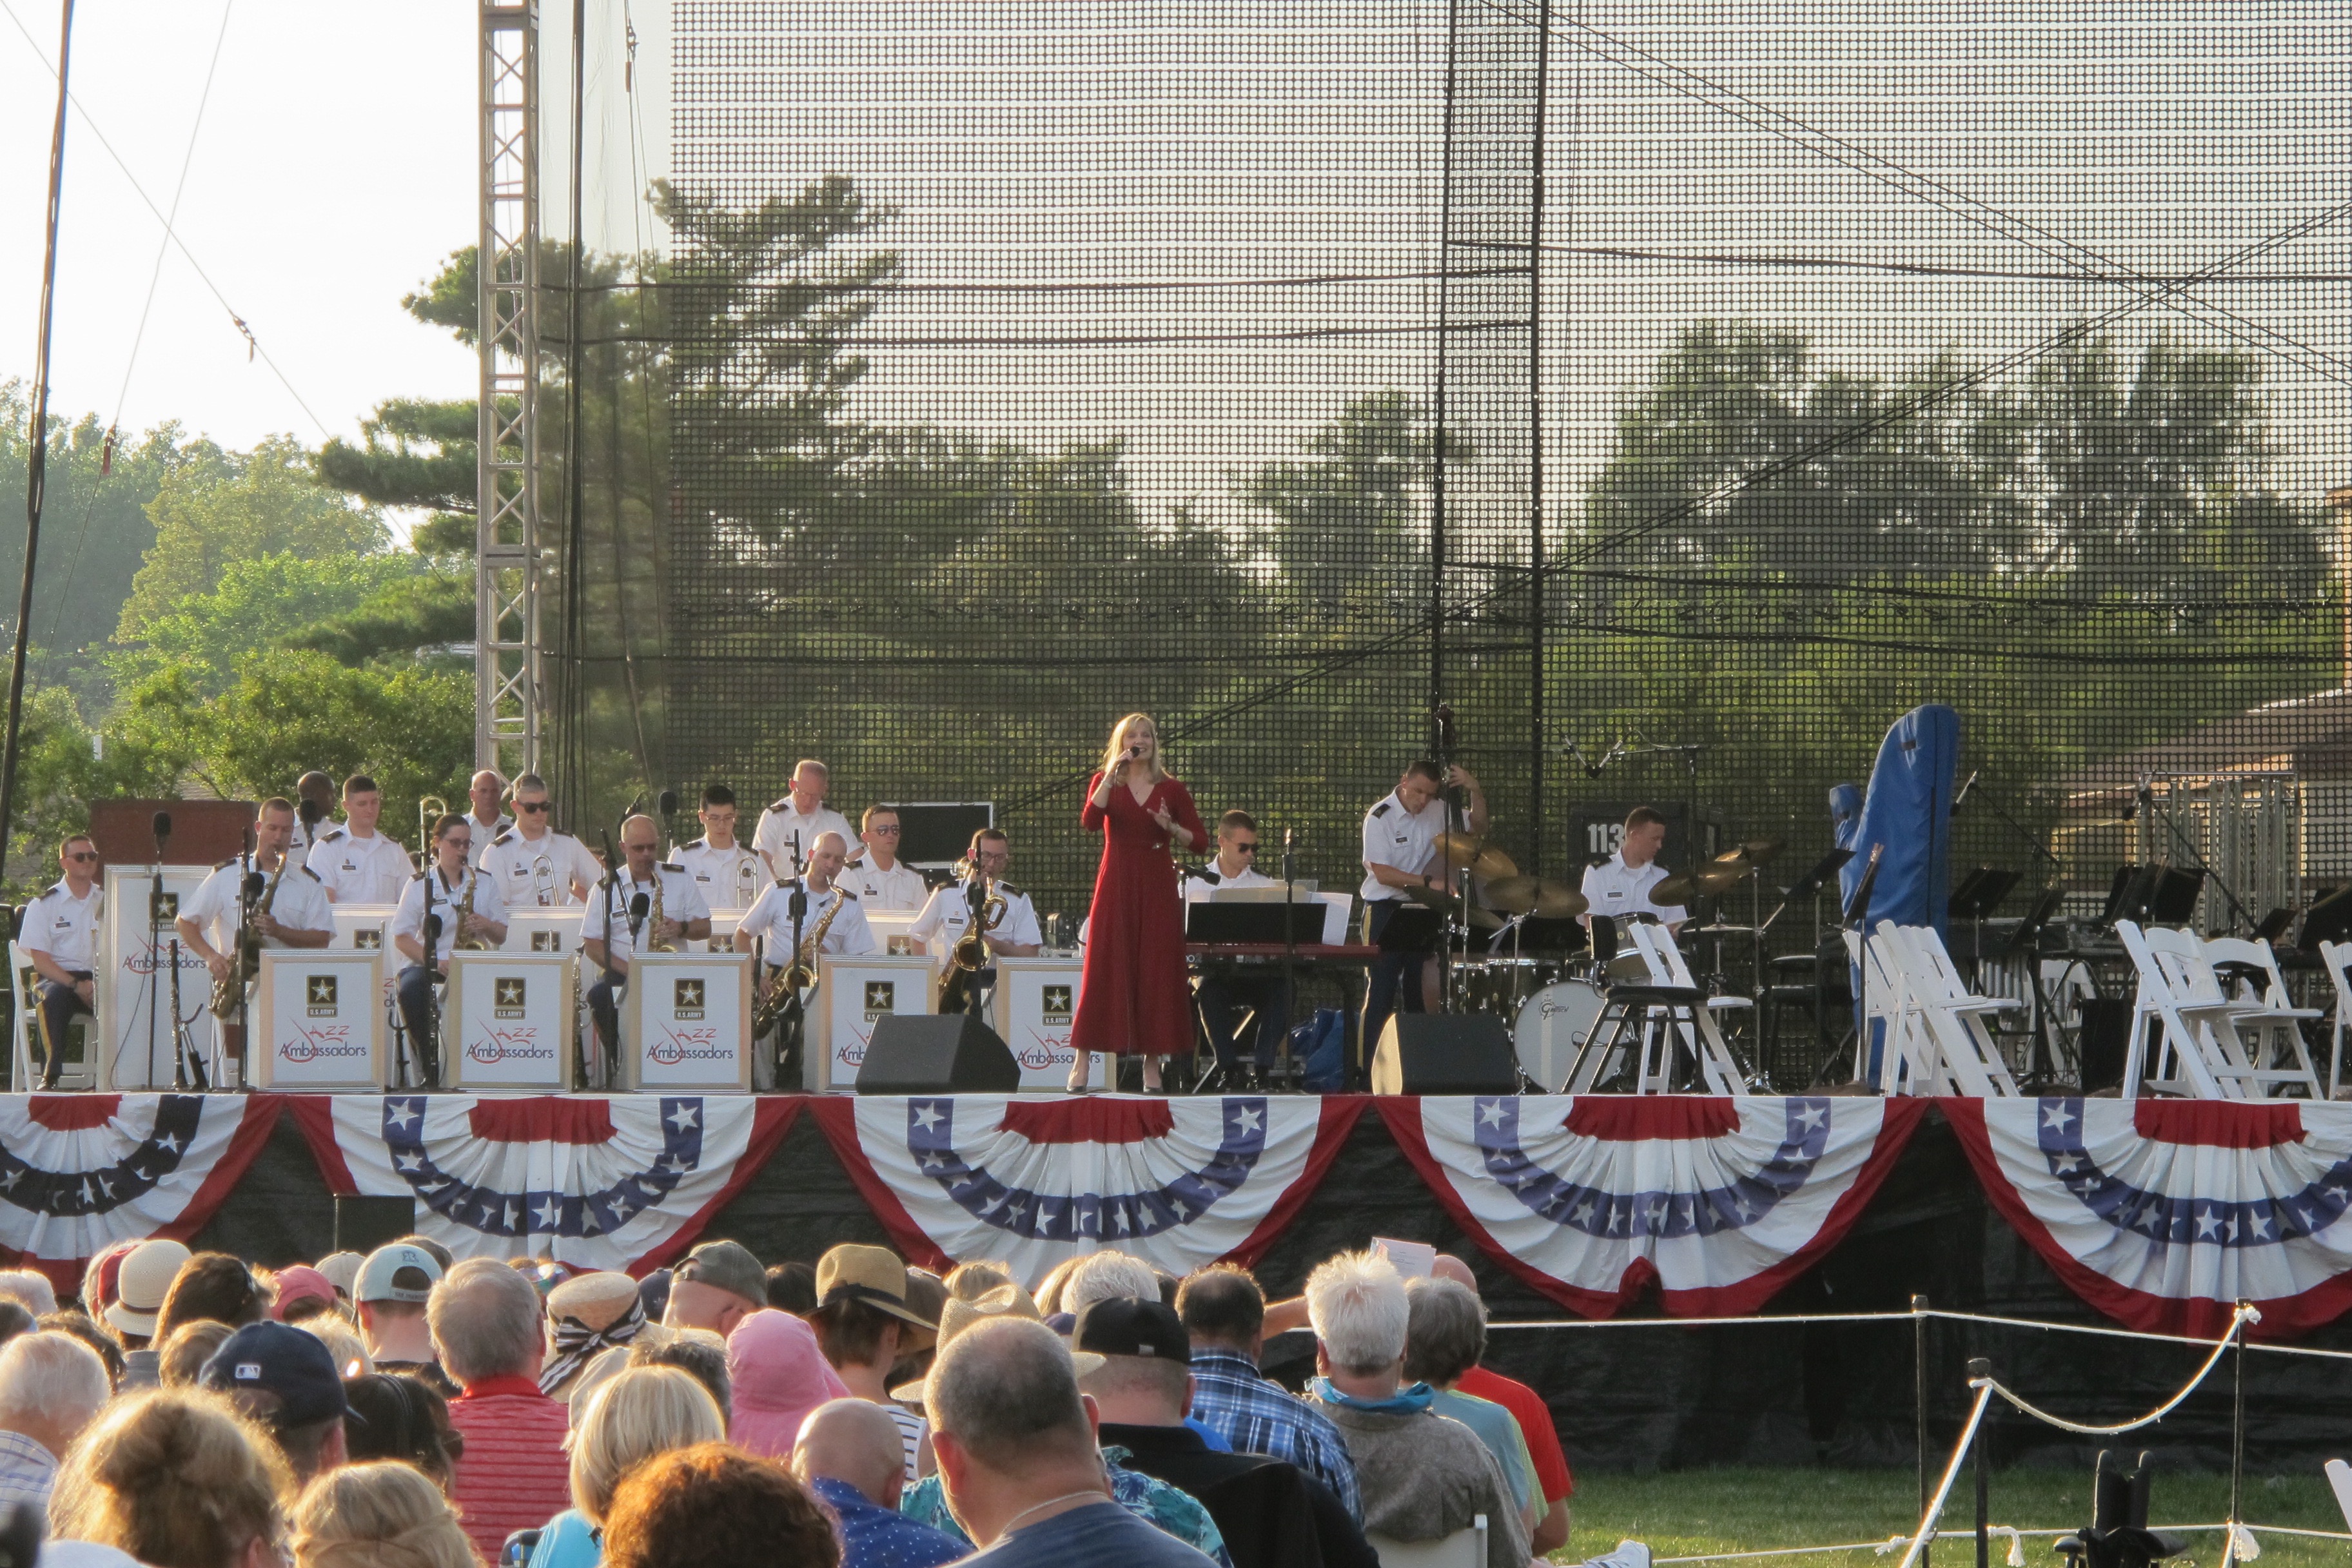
[108,551,421,692]
[2,688,186,892]
[118,438,388,642]
[315,397,476,516]
[0,382,225,661]
[278,571,475,664]
[114,650,473,836]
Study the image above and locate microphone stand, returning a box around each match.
[231,828,257,1092]
[1956,778,2067,1088]
[419,869,442,1092]
[1827,843,1884,1089]
[783,876,809,1085]
[147,819,169,1090]
[2141,779,2255,934]
[595,830,624,1091]
[1280,827,1300,1092]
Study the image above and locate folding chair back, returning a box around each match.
[2319,939,2352,1099]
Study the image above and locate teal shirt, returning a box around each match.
[1433,1387,1540,1520]
[900,1447,1231,1567]
[522,1509,600,1568]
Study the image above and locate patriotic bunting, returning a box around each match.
[1944,1097,2352,1338]
[812,1093,1364,1280]
[286,1095,799,1276]
[0,1093,283,1296]
[1382,1095,1926,1317]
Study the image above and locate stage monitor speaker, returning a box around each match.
[334,1195,418,1256]
[858,1012,1021,1094]
[2076,997,2134,1094]
[1371,1014,1516,1095]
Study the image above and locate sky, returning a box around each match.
[0,0,485,453]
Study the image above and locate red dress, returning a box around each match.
[1072,772,1205,1056]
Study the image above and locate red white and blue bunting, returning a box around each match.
[0,1094,283,1295]
[812,1094,1364,1280]
[1383,1095,1927,1317]
[1945,1097,2352,1338]
[287,1095,799,1276]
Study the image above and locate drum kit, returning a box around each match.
[1418,830,1792,1091]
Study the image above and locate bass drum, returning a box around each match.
[1514,979,1605,1093]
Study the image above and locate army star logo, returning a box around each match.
[865,981,895,1012]
[495,978,527,1008]
[307,975,338,1007]
[1042,984,1074,1019]
[674,979,705,1010]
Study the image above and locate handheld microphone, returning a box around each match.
[242,872,267,901]
[629,892,650,922]
[658,789,679,818]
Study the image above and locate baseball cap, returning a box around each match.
[106,1239,191,1338]
[313,1251,365,1301]
[199,1320,357,1430]
[355,1243,442,1306]
[814,1245,936,1332]
[674,1241,765,1307]
[1071,1296,1191,1369]
[270,1266,337,1322]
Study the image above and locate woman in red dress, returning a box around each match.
[1070,712,1205,1092]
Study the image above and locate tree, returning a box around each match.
[118,437,388,642]
[108,551,420,692]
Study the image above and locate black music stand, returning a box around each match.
[1948,867,2019,983]
[2000,885,2067,1090]
[1821,844,1883,1088]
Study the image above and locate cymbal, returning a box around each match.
[1690,923,1760,936]
[1431,831,1518,883]
[1714,837,1786,867]
[1649,874,1697,906]
[1465,904,1507,933]
[1649,863,1753,905]
[1486,876,1589,919]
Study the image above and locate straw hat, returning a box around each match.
[106,1239,190,1338]
[814,1245,937,1333]
[889,1282,1101,1403]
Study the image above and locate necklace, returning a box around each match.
[1001,1488,1108,1534]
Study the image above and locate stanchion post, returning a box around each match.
[1968,1356,1991,1568]
[1914,1293,1932,1568]
[2226,1302,2249,1567]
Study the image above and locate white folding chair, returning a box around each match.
[1365,1516,1487,1568]
[1628,924,1749,1094]
[9,941,93,1091]
[2202,935,2324,1099]
[1845,926,1927,1092]
[2117,922,2245,1099]
[1881,923,2023,1097]
[2318,941,2352,1099]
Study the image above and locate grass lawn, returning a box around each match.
[1555,1469,2349,1568]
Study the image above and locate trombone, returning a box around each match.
[417,796,448,867]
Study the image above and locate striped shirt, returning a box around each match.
[885,1402,926,1483]
[0,1430,55,1520]
[447,1375,574,1563]
[1186,1349,1361,1524]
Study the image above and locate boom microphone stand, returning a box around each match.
[595,829,624,1090]
[231,827,260,1092]
[146,811,170,1089]
[783,876,808,1084]
[419,869,443,1092]
[1279,826,1300,1092]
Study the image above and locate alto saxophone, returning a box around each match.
[210,851,290,1018]
[645,874,678,954]
[752,886,846,1037]
[938,874,1008,1017]
[454,870,492,950]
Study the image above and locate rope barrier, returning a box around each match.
[1652,1523,2352,1565]
[1979,1305,2258,1436]
[1893,1380,1994,1568]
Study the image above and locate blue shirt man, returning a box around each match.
[792,1398,963,1568]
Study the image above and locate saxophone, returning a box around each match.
[938,874,1008,1017]
[454,870,491,950]
[210,851,291,1017]
[752,886,847,1037]
[644,873,678,954]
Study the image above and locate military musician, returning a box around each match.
[289,770,338,865]
[21,834,103,1090]
[466,769,514,841]
[177,799,337,1004]
[1580,805,1686,937]
[1182,809,1291,1079]
[910,828,1043,961]
[734,831,877,963]
[580,816,712,1065]
[838,805,926,911]
[475,772,602,908]
[673,783,765,911]
[751,759,855,883]
[390,814,509,1085]
[308,774,416,906]
[1358,758,1486,1052]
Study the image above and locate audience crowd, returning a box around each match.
[0,1230,1578,1567]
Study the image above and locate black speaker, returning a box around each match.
[1371,1014,1517,1095]
[857,1013,1022,1094]
[2076,997,2134,1093]
[334,1195,419,1255]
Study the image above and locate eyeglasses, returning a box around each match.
[63,851,95,863]
[518,801,552,814]
[1230,843,1258,854]
[870,825,901,834]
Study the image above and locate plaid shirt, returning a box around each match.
[1186,1349,1362,1524]
[0,1430,55,1518]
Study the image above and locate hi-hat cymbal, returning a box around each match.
[1465,904,1507,932]
[1431,831,1518,882]
[1486,876,1589,919]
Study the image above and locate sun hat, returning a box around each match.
[889,1282,1101,1404]
[106,1239,190,1338]
[813,1244,937,1332]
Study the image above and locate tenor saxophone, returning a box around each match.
[752,887,846,1037]
[645,874,678,954]
[938,878,1008,1017]
[210,851,290,1018]
[454,870,492,950]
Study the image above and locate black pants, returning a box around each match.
[1196,974,1291,1070]
[32,972,91,1088]
[395,965,444,1086]
[588,974,623,1058]
[1361,901,1429,1063]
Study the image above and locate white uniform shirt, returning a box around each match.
[1183,863,1276,902]
[580,864,712,968]
[391,867,511,966]
[467,811,515,843]
[308,827,416,906]
[182,857,335,953]
[476,827,605,910]
[1580,852,1687,926]
[737,881,877,959]
[22,879,102,972]
[673,837,767,912]
[838,854,927,912]
[1358,790,1460,902]
[908,880,1043,959]
[751,800,856,881]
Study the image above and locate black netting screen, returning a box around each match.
[550,1,2347,950]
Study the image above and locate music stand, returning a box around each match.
[2300,885,2352,952]
[2001,885,2068,1090]
[1948,867,2019,983]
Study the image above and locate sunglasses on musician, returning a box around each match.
[518,801,552,813]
